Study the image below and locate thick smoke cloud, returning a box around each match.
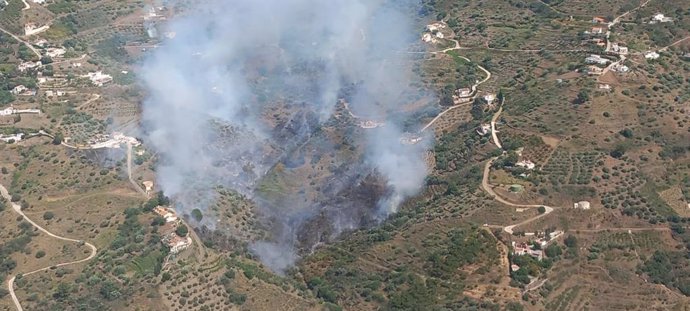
[141,0,429,273]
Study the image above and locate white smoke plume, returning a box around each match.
[140,0,431,273]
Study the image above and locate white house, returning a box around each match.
[456,88,472,98]
[142,181,154,194]
[574,201,591,210]
[10,85,27,95]
[46,47,66,58]
[83,71,113,86]
[645,51,660,60]
[483,94,496,104]
[511,241,543,260]
[45,90,67,97]
[611,43,629,55]
[651,13,673,23]
[0,133,24,142]
[18,61,41,72]
[585,54,609,65]
[169,236,192,254]
[611,64,629,73]
[154,206,179,223]
[477,124,491,136]
[535,230,565,248]
[515,160,536,170]
[426,23,445,32]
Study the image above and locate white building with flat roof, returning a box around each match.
[46,48,66,58]
[574,201,591,210]
[645,51,660,60]
[0,133,24,142]
[18,61,41,72]
[516,160,536,170]
[83,71,113,86]
[586,54,609,65]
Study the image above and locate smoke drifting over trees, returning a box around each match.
[140,0,430,273]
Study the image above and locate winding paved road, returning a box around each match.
[0,184,97,311]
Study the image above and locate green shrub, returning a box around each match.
[43,211,55,220]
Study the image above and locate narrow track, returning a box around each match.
[0,184,97,311]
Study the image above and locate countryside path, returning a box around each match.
[127,142,147,196]
[0,184,97,311]
[420,50,492,132]
[0,27,40,58]
[481,157,555,234]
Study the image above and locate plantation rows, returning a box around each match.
[682,176,690,202]
[592,232,662,251]
[540,149,601,186]
[544,286,581,311]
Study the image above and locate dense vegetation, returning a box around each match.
[640,250,690,295]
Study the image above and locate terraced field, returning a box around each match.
[568,152,601,185]
[539,148,601,186]
[545,286,582,311]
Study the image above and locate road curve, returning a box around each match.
[420,50,492,133]
[0,184,97,311]
[481,157,555,234]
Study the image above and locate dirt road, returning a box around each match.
[127,142,147,197]
[609,0,651,29]
[0,184,97,311]
[420,50,492,133]
[490,105,503,149]
[0,27,40,58]
[481,157,555,234]
[658,36,690,52]
[419,102,471,132]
